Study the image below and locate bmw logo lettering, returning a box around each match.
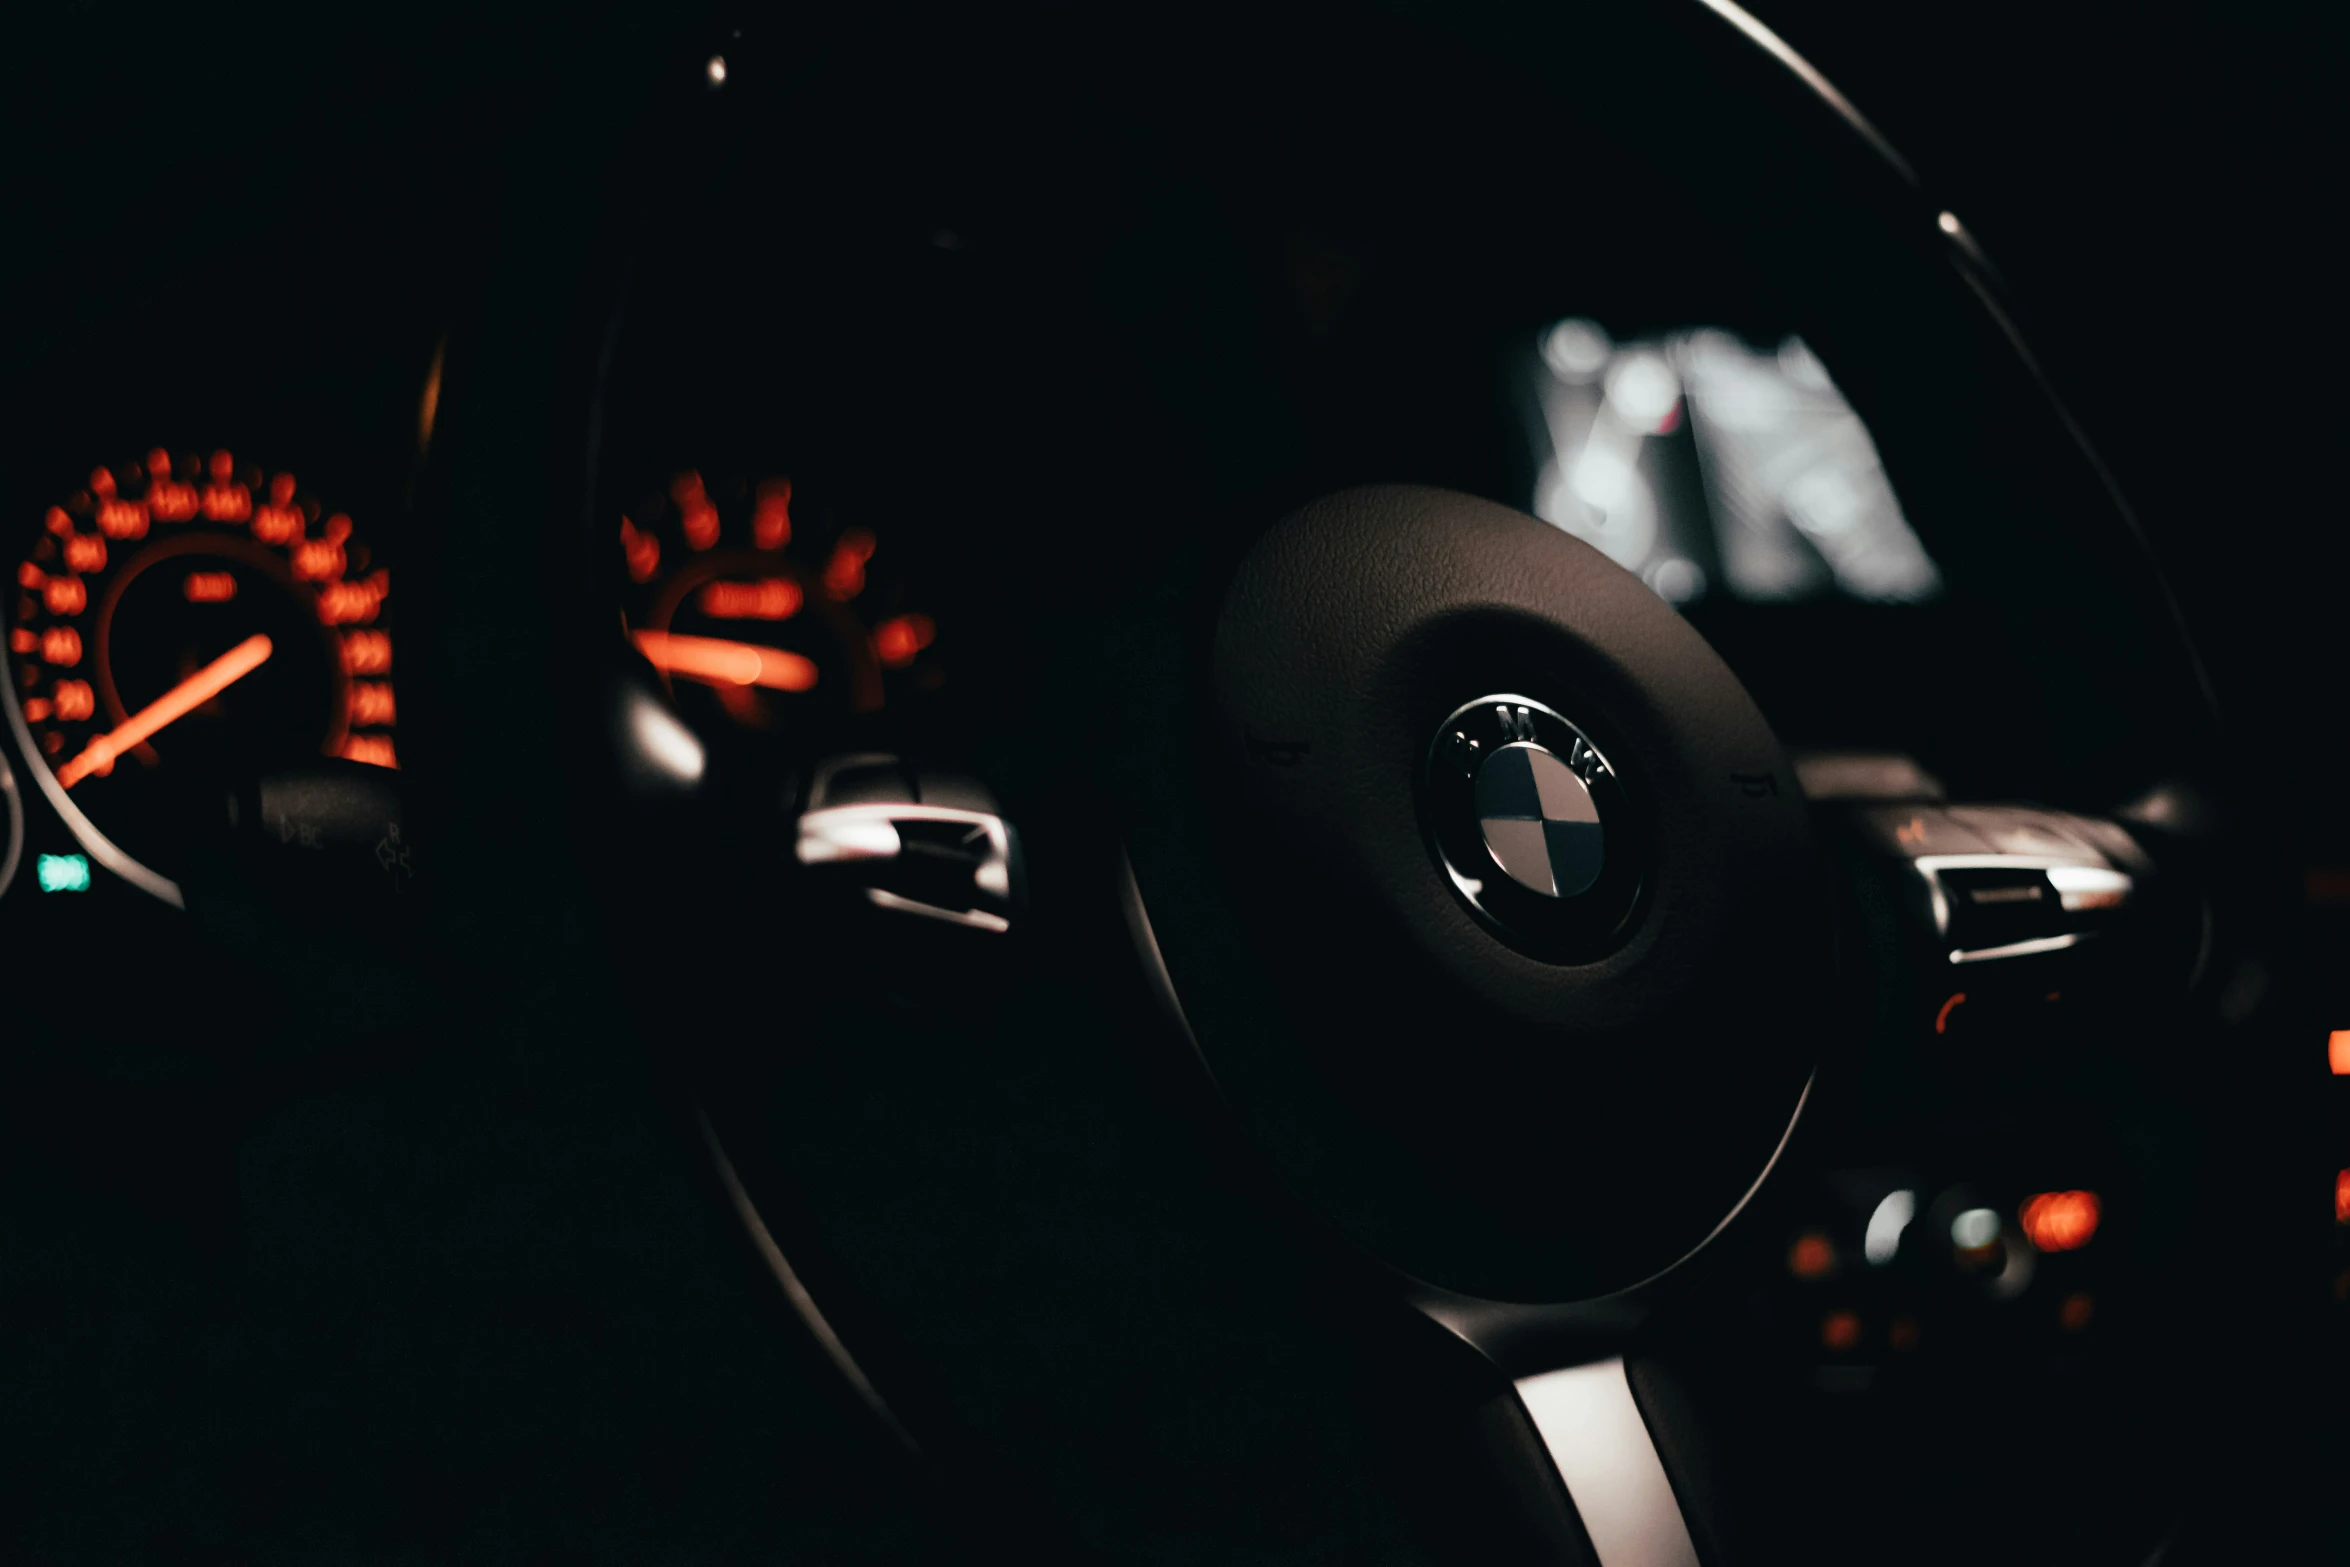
[1421,696,1644,960]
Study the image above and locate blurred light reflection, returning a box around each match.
[1950,1207,2000,1251]
[2019,1190,2101,1253]
[626,690,705,785]
[1529,320,1942,606]
[1863,1189,1916,1265]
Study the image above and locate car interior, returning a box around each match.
[4,3,2343,1562]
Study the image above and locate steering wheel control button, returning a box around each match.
[796,753,1021,933]
[1422,696,1642,960]
[1851,802,2148,963]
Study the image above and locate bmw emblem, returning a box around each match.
[1421,695,1644,959]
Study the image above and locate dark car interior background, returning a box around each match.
[3,4,2342,1563]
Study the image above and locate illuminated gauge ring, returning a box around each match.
[2,449,397,907]
[0,743,21,902]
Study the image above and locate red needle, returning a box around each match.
[632,629,818,692]
[56,632,274,787]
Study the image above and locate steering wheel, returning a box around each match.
[390,3,2251,1560]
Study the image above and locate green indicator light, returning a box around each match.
[36,854,92,893]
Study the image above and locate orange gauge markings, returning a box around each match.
[317,570,391,625]
[873,611,936,667]
[349,682,397,727]
[620,517,660,583]
[697,577,802,621]
[822,528,875,599]
[752,478,793,550]
[340,630,393,675]
[340,734,398,768]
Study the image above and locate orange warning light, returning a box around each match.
[873,611,936,668]
[698,577,802,621]
[2020,1190,2101,1253]
[2330,1031,2350,1075]
[752,477,792,550]
[340,734,398,769]
[823,527,876,599]
[2335,1169,2350,1225]
[340,630,393,675]
[53,680,94,722]
[1787,1231,1836,1280]
[619,517,660,583]
[183,571,238,604]
[40,628,82,667]
[1820,1310,1862,1352]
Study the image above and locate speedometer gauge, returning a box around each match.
[3,448,397,906]
[616,469,940,748]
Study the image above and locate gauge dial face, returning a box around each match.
[3,448,396,904]
[616,470,939,749]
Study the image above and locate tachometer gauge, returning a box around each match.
[616,470,940,748]
[3,448,397,906]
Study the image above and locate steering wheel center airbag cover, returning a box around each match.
[1131,485,1823,1303]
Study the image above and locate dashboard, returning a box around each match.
[2,6,2340,1565]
